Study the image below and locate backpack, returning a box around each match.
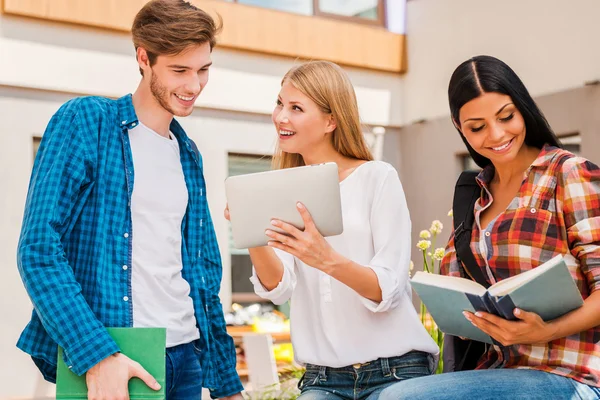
[442,170,489,372]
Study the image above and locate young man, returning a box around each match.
[16,1,243,398]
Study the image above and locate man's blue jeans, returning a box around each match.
[378,368,600,399]
[297,350,435,399]
[165,341,203,400]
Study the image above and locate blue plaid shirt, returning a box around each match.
[17,94,243,398]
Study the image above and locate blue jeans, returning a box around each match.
[378,368,600,399]
[297,351,435,400]
[165,341,203,400]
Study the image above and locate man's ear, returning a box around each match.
[137,47,151,75]
[325,114,337,134]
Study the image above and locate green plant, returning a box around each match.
[244,365,304,400]
[413,216,449,374]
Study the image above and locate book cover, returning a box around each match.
[56,327,167,399]
[411,255,583,344]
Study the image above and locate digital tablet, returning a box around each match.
[225,162,344,249]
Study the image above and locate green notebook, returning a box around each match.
[56,327,167,399]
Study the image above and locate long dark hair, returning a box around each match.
[448,55,561,168]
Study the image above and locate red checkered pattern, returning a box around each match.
[441,145,600,386]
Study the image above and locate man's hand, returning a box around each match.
[86,353,161,400]
[219,394,244,400]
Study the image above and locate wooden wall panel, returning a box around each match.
[2,0,406,73]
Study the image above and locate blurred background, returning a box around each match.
[1,0,599,398]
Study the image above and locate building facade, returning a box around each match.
[1,0,599,398]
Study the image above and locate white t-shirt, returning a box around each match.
[251,161,439,367]
[129,122,199,347]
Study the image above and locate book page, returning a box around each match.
[488,254,564,297]
[411,272,487,296]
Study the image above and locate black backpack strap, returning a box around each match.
[453,171,490,288]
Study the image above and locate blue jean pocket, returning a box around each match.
[389,352,434,381]
[191,340,202,356]
[298,369,321,391]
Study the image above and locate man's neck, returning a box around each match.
[131,83,173,138]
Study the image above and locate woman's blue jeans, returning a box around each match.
[297,350,435,400]
[378,368,600,400]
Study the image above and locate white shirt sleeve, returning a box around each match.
[249,248,297,305]
[361,168,411,313]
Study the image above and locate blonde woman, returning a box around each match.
[225,61,439,399]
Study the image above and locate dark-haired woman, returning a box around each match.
[378,55,600,399]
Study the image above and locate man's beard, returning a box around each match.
[149,71,193,117]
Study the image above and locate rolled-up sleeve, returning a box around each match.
[558,157,600,293]
[250,248,297,305]
[360,168,411,313]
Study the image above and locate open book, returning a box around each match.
[411,255,584,344]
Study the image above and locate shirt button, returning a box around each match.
[122,265,128,270]
[124,232,129,238]
[485,231,491,237]
[530,208,536,214]
[131,122,137,127]
[123,296,129,302]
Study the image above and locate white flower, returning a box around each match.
[433,247,445,261]
[448,209,453,217]
[430,220,443,235]
[409,261,414,272]
[419,230,431,239]
[417,240,431,251]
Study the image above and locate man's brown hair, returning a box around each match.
[132,0,222,75]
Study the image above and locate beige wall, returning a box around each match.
[0,11,404,399]
[398,0,600,268]
[400,85,600,271]
[400,0,600,125]
[3,0,600,397]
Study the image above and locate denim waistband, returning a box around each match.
[305,350,431,375]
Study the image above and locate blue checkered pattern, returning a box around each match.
[17,94,243,398]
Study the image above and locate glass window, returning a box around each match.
[225,0,388,26]
[318,0,380,21]
[236,0,313,16]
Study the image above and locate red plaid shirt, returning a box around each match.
[441,145,600,386]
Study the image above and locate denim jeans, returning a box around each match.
[297,351,435,400]
[378,368,600,400]
[165,341,203,400]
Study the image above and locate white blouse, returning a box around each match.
[250,161,439,367]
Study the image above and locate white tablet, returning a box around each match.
[225,162,344,249]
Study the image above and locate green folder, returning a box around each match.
[56,327,167,399]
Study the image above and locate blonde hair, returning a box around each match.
[272,61,373,170]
